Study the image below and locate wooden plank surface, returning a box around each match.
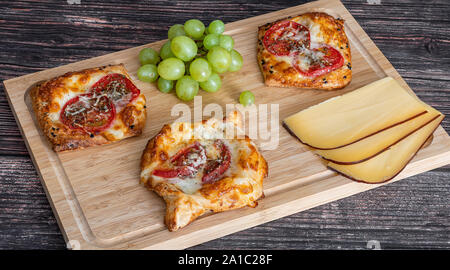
[0,0,449,249]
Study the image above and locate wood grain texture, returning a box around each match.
[0,0,449,249]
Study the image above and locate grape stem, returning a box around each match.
[196,50,207,58]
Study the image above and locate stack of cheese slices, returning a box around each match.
[283,77,444,183]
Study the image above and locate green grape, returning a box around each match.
[139,48,160,65]
[157,77,173,93]
[157,58,185,80]
[239,91,255,106]
[219,35,234,51]
[199,72,221,93]
[176,76,199,101]
[171,36,198,62]
[228,49,243,72]
[184,19,205,39]
[137,64,158,82]
[208,20,225,35]
[207,46,231,74]
[203,34,220,50]
[160,41,176,60]
[189,58,212,82]
[168,24,186,40]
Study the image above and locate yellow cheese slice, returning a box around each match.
[327,115,443,183]
[283,77,428,149]
[314,103,441,164]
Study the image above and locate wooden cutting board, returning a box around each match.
[3,0,450,250]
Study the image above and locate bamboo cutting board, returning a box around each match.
[3,0,450,250]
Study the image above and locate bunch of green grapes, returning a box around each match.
[137,19,244,102]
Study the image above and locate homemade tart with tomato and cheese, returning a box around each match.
[30,64,146,152]
[140,112,268,231]
[257,12,352,90]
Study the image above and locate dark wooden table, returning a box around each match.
[0,0,449,250]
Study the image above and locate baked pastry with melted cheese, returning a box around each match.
[257,12,352,90]
[30,64,146,152]
[140,112,268,231]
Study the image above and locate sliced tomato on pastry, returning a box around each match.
[91,73,140,111]
[263,20,310,56]
[262,18,345,79]
[152,139,232,183]
[153,141,207,178]
[60,93,116,133]
[202,140,231,183]
[293,44,344,78]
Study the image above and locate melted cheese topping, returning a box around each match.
[292,17,323,43]
[48,91,79,122]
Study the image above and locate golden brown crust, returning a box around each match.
[257,12,352,90]
[29,64,147,152]
[140,114,268,231]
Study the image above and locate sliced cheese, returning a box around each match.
[314,103,441,164]
[328,115,443,183]
[283,77,428,149]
